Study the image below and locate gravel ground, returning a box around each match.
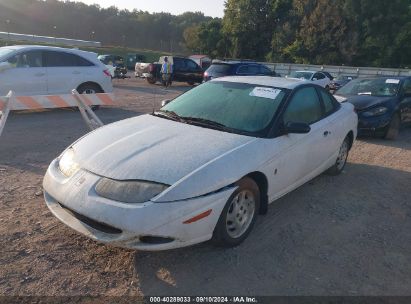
[1,77,410,298]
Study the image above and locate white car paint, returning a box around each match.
[43,76,357,251]
[0,45,113,96]
[287,70,332,88]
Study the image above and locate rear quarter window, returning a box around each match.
[207,64,232,74]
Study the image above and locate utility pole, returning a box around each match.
[53,25,57,45]
[6,19,10,45]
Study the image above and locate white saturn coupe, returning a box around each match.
[43,76,358,251]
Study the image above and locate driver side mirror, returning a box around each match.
[0,62,12,72]
[283,122,311,134]
[161,99,172,107]
[312,77,318,81]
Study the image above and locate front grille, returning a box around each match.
[59,203,122,234]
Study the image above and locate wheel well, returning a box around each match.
[346,131,354,150]
[246,172,268,215]
[77,82,104,93]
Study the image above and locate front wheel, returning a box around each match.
[384,112,400,140]
[212,177,260,247]
[327,136,350,176]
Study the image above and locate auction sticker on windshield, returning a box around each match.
[386,79,400,84]
[250,87,281,100]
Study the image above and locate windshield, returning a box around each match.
[337,78,401,97]
[289,71,313,80]
[160,81,287,135]
[206,64,232,74]
[0,48,15,62]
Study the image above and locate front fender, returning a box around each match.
[152,138,273,202]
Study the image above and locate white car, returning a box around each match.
[0,45,113,96]
[287,70,333,88]
[43,76,357,251]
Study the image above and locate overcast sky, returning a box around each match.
[78,0,225,18]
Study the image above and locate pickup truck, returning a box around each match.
[145,56,204,85]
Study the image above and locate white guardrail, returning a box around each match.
[262,62,411,77]
[0,90,114,137]
[0,32,101,48]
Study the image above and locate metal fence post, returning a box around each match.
[72,90,104,131]
[0,91,14,138]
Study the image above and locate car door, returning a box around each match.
[399,78,411,123]
[265,86,332,200]
[44,51,86,95]
[0,50,47,96]
[173,58,187,82]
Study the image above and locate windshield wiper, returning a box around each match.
[181,116,228,129]
[152,110,184,122]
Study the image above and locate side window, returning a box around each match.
[402,79,411,95]
[7,51,43,68]
[259,65,272,75]
[186,59,198,70]
[313,73,325,80]
[248,65,260,74]
[237,65,249,75]
[319,89,339,115]
[76,56,94,67]
[283,87,323,125]
[173,58,185,70]
[45,51,90,67]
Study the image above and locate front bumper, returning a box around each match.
[43,159,235,251]
[357,112,392,135]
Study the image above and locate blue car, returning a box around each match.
[336,76,411,139]
[203,61,278,82]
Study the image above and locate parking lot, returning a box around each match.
[1,77,411,297]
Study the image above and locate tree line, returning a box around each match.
[0,0,212,53]
[186,0,411,68]
[0,0,410,68]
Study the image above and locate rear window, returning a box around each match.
[206,64,232,74]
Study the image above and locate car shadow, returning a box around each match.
[0,107,140,175]
[134,163,411,296]
[357,126,411,150]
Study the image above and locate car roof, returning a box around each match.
[211,76,305,89]
[1,45,96,57]
[294,70,317,73]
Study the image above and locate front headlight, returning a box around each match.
[95,178,169,203]
[362,107,388,117]
[59,148,80,177]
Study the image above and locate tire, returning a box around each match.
[77,83,103,95]
[327,136,350,176]
[325,85,330,91]
[147,77,156,84]
[187,81,195,86]
[212,177,260,247]
[384,112,401,140]
[77,83,103,111]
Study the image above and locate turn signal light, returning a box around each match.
[183,209,212,224]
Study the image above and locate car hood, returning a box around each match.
[339,95,395,111]
[71,114,255,185]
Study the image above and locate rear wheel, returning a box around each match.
[327,136,350,176]
[384,112,401,140]
[147,77,156,84]
[212,177,260,247]
[77,83,102,111]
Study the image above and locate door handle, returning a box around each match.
[35,72,45,77]
[323,131,331,137]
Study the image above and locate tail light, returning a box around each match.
[148,64,155,73]
[204,72,208,78]
[103,69,111,77]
